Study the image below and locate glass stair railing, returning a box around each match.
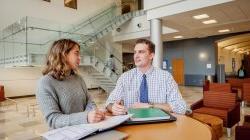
[0,3,146,92]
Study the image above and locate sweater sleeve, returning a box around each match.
[36,77,89,129]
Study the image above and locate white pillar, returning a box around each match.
[150,18,163,69]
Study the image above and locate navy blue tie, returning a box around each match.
[140,74,148,103]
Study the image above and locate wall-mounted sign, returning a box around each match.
[206,63,212,69]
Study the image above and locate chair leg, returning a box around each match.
[226,128,231,137]
[241,101,245,107]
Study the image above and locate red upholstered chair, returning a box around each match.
[0,85,18,111]
[227,78,250,93]
[242,83,250,106]
[235,115,250,140]
[209,83,231,92]
[203,80,210,92]
[227,78,242,89]
[0,85,5,101]
[191,91,240,137]
[208,83,242,103]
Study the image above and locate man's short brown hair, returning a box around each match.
[135,39,155,53]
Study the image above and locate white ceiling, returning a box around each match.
[121,0,250,53]
[162,0,250,42]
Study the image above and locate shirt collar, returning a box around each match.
[136,66,154,77]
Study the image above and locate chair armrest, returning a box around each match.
[231,88,238,93]
[235,125,250,140]
[227,102,241,128]
[244,115,250,122]
[191,99,203,110]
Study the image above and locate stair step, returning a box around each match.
[102,86,115,89]
[106,86,115,89]
[91,74,105,77]
[99,80,114,83]
[103,86,115,89]
[92,76,106,79]
[91,73,105,76]
[95,77,109,80]
[99,80,113,83]
[101,83,115,86]
[100,82,113,85]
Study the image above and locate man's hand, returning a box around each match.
[131,102,152,108]
[108,100,127,115]
[87,109,105,123]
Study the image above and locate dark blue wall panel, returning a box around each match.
[184,74,205,86]
[163,32,249,86]
[163,38,216,75]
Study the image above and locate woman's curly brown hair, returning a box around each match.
[42,39,80,80]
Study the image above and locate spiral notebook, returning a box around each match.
[42,114,131,140]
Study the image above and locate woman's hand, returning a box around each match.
[87,109,105,123]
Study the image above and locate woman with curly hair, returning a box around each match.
[36,39,104,129]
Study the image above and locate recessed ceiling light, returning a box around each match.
[193,14,209,20]
[174,35,183,39]
[218,29,230,33]
[202,19,217,24]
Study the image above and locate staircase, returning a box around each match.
[80,55,118,93]
[0,3,146,93]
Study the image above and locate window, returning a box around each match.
[64,0,77,9]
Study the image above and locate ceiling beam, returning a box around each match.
[221,39,250,49]
[233,48,250,53]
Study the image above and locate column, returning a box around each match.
[150,18,163,69]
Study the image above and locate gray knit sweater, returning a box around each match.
[36,74,96,129]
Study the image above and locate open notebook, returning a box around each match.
[42,114,131,140]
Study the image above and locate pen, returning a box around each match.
[119,99,128,115]
[120,99,124,106]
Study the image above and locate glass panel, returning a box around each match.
[0,3,145,70]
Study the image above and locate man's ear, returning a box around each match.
[150,53,155,60]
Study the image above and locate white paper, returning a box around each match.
[42,114,131,140]
[90,114,132,131]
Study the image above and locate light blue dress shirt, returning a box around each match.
[106,66,187,114]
